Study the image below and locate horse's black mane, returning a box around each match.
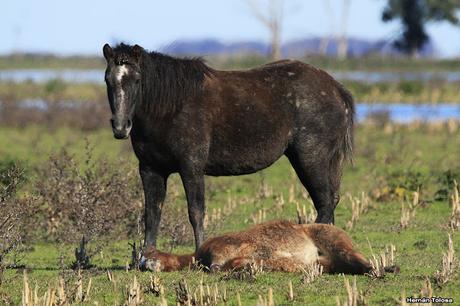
[113,43,214,117]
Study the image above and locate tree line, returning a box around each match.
[247,0,460,59]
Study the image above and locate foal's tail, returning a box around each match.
[337,84,355,165]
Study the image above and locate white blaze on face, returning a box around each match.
[115,65,130,112]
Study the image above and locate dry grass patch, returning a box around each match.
[346,192,371,230]
[300,262,323,284]
[21,270,93,306]
[449,180,460,230]
[335,275,367,306]
[369,244,397,278]
[399,191,420,230]
[175,278,227,306]
[295,200,316,224]
[434,233,457,286]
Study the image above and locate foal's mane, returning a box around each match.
[113,43,214,118]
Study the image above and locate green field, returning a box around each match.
[3,53,460,72]
[1,121,459,305]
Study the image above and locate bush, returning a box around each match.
[0,165,27,280]
[32,147,143,249]
[0,98,110,131]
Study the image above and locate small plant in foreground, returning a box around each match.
[335,275,367,306]
[72,236,92,270]
[434,233,457,286]
[287,280,294,301]
[399,200,418,230]
[21,270,93,306]
[296,201,316,224]
[449,180,460,230]
[146,274,164,297]
[128,241,143,270]
[346,192,370,230]
[300,262,323,284]
[257,176,273,199]
[400,277,433,306]
[420,277,433,304]
[125,275,143,306]
[175,278,227,306]
[369,244,397,278]
[250,208,267,224]
[257,287,274,306]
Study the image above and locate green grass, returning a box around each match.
[0,80,105,102]
[1,123,460,305]
[0,54,105,70]
[3,53,460,72]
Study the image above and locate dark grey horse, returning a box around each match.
[102,43,354,251]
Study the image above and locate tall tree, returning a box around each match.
[382,0,460,57]
[337,0,352,59]
[246,0,284,60]
[320,0,352,59]
[319,0,335,56]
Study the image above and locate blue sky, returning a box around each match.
[2,0,460,57]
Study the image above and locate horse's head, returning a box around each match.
[139,246,165,272]
[103,43,143,139]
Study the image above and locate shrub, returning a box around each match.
[31,147,143,255]
[0,165,26,281]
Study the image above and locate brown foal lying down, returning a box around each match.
[141,220,394,274]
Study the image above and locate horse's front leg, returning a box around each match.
[180,171,205,252]
[140,164,168,248]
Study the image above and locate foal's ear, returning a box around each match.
[103,43,113,61]
[132,44,143,61]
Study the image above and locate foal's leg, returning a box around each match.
[286,146,334,224]
[220,257,301,272]
[140,164,168,248]
[180,171,205,252]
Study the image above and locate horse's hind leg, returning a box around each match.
[219,257,255,271]
[262,258,303,272]
[329,147,345,213]
[286,145,335,224]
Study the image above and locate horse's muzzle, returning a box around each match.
[111,118,132,139]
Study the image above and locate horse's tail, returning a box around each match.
[337,84,355,165]
[327,84,355,203]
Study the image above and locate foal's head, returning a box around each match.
[103,43,143,139]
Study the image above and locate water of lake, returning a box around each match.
[0,69,459,123]
[356,103,460,123]
[0,69,103,84]
[2,69,460,84]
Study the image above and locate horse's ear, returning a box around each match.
[103,43,113,61]
[132,44,143,61]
